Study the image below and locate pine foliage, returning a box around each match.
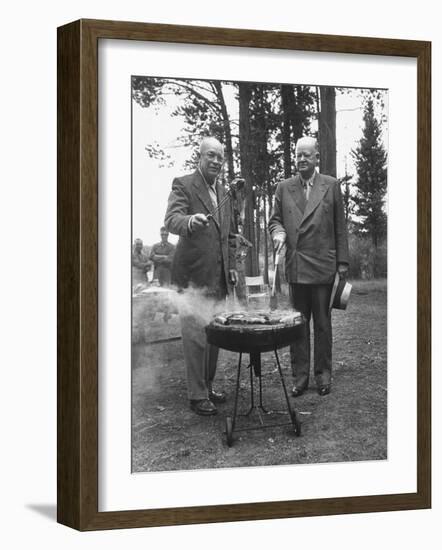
[351,98,387,247]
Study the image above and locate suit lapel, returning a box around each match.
[193,171,213,214]
[192,171,221,232]
[288,176,306,228]
[301,172,327,223]
[216,182,226,232]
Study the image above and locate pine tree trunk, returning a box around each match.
[281,85,293,179]
[292,86,305,143]
[256,197,261,271]
[315,86,321,145]
[318,86,337,177]
[238,82,258,275]
[214,81,235,182]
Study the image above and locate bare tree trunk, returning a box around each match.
[239,82,258,275]
[256,196,261,271]
[281,85,293,179]
[318,86,337,177]
[214,81,235,182]
[315,86,321,147]
[292,86,305,143]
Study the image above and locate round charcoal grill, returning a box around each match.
[206,320,302,354]
[205,312,305,447]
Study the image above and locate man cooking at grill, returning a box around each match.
[269,136,349,397]
[164,137,238,416]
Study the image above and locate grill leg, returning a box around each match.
[274,347,301,435]
[244,357,255,416]
[231,352,242,431]
[274,348,295,418]
[224,348,301,443]
[245,353,269,418]
[256,355,269,414]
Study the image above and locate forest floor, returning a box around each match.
[131,279,387,473]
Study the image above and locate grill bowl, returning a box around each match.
[205,319,304,354]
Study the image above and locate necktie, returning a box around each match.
[208,183,218,210]
[298,188,307,213]
[302,180,313,201]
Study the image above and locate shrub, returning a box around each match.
[348,234,387,279]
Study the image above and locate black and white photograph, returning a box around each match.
[131,76,388,473]
[3,0,437,544]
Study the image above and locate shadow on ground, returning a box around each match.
[25,504,57,521]
[132,279,387,472]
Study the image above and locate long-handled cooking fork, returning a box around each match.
[206,178,245,221]
[270,250,280,311]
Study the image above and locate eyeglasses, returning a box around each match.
[203,151,224,163]
[295,152,314,160]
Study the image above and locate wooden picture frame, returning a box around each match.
[57,18,431,530]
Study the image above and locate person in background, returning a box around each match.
[149,227,175,287]
[269,136,349,397]
[132,238,151,287]
[164,137,238,416]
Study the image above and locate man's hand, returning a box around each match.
[229,269,238,286]
[337,263,348,280]
[273,232,286,253]
[190,213,210,231]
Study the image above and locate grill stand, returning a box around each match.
[225,349,301,447]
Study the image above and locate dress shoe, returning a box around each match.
[318,386,331,396]
[190,399,217,416]
[291,386,305,398]
[209,389,227,403]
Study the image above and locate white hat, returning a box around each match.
[329,272,352,313]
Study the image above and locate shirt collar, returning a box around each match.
[198,166,217,188]
[299,170,316,187]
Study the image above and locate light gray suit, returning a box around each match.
[165,170,237,400]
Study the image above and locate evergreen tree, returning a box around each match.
[351,98,387,248]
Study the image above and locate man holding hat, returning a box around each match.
[269,137,349,397]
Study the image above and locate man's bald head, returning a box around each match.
[295,136,319,179]
[295,136,319,153]
[199,137,224,156]
[199,137,225,183]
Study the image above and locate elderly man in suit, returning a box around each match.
[269,137,349,397]
[164,137,238,416]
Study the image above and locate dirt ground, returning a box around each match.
[131,280,387,472]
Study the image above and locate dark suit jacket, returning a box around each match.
[269,172,349,285]
[164,171,236,294]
